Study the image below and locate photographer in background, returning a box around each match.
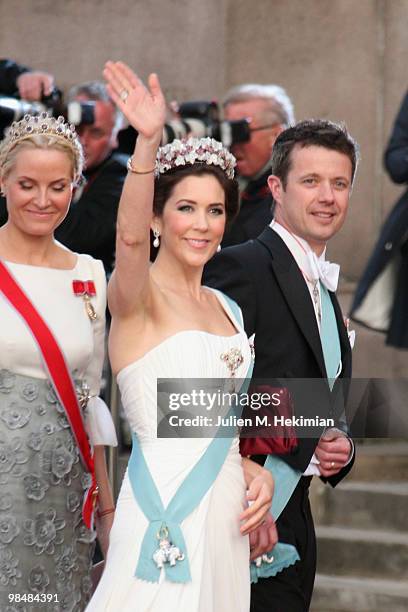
[221,83,295,247]
[0,58,55,103]
[55,81,128,275]
[0,59,57,224]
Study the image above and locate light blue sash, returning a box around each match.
[128,293,254,583]
[320,282,341,389]
[250,457,301,582]
[251,283,342,581]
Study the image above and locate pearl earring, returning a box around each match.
[153,228,160,248]
[216,244,221,253]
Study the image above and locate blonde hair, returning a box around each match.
[0,113,84,185]
[0,134,81,184]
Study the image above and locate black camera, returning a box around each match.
[0,89,97,137]
[162,100,251,147]
[117,100,252,154]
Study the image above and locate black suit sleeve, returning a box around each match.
[55,157,127,268]
[203,249,257,337]
[384,90,408,184]
[324,446,355,488]
[0,59,30,96]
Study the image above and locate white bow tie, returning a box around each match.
[307,251,340,292]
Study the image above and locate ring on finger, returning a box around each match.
[120,89,129,102]
[331,461,335,468]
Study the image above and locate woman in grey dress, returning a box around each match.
[0,113,116,611]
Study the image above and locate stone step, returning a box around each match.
[349,441,408,481]
[315,526,408,580]
[311,574,408,612]
[316,480,408,532]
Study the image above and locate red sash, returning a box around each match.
[0,260,97,529]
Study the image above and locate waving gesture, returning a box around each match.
[103,61,166,142]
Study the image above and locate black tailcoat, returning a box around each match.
[204,227,354,611]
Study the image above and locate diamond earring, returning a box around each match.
[153,228,160,248]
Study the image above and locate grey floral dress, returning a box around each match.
[0,256,106,612]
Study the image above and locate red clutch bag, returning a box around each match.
[239,385,298,457]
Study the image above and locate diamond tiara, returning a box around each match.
[0,112,84,181]
[155,137,236,179]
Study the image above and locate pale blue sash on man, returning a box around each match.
[251,281,342,582]
[320,283,342,391]
[128,293,253,583]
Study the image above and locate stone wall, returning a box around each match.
[2,0,408,278]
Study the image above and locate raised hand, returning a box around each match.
[103,61,166,142]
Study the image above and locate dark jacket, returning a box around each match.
[0,59,29,96]
[221,166,273,247]
[351,90,408,348]
[55,152,128,275]
[0,59,31,138]
[205,227,354,484]
[205,228,354,609]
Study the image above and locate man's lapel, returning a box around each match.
[330,292,352,377]
[257,227,327,377]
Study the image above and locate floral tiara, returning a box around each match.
[155,137,236,179]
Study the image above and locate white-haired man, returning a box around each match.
[222,84,295,246]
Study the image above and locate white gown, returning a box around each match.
[0,254,107,611]
[87,290,251,612]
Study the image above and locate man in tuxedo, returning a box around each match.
[205,119,358,611]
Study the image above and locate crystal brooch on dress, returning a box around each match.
[220,347,244,378]
[220,347,244,392]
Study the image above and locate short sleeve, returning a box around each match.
[75,254,107,395]
[76,254,117,446]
